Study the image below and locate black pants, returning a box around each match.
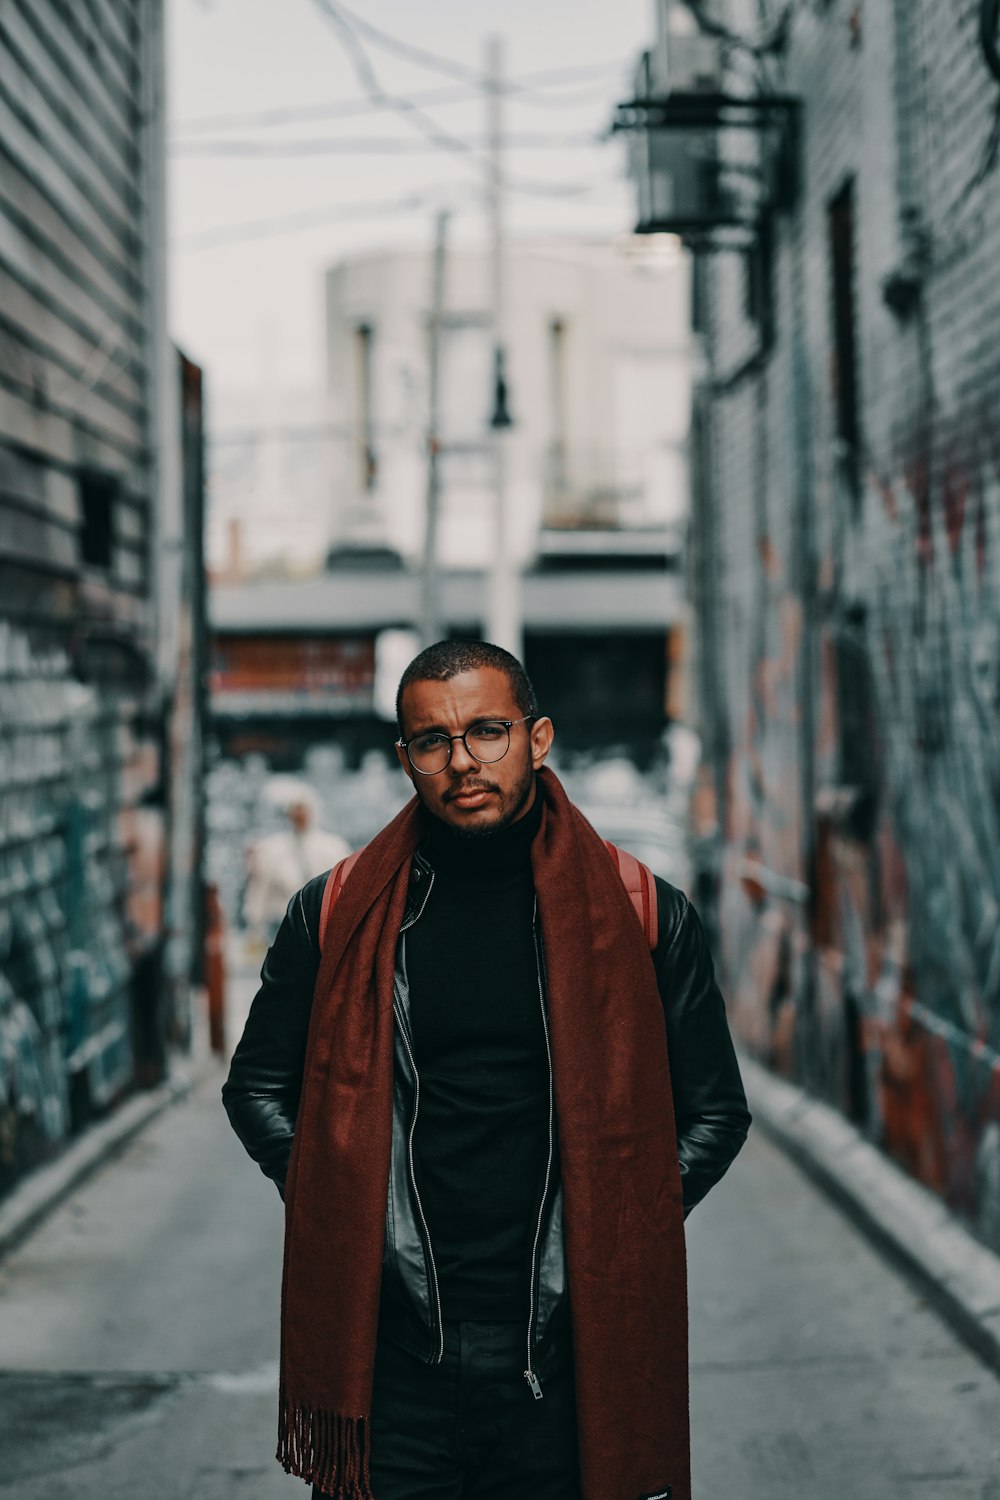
[314,1320,580,1499]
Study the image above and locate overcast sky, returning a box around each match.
[167,0,651,392]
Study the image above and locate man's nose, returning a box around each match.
[449,735,479,773]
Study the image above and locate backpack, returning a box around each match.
[318,841,658,950]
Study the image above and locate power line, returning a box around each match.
[174,163,622,252]
[509,66,631,108]
[321,4,629,108]
[307,1,600,199]
[171,65,625,138]
[499,80,623,112]
[176,1,619,251]
[506,175,602,199]
[319,0,483,87]
[174,86,479,135]
[682,0,797,60]
[309,0,483,173]
[211,424,353,445]
[171,131,600,158]
[175,190,436,251]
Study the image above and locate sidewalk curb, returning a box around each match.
[0,1059,213,1261]
[739,1051,1000,1378]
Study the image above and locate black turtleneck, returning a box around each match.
[405,783,549,1322]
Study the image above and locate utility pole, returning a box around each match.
[420,209,449,647]
[485,33,521,657]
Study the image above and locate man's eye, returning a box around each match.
[471,723,505,739]
[413,734,447,753]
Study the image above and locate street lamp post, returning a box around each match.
[420,209,449,648]
[485,33,521,658]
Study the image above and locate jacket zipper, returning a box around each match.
[396,860,554,1382]
[395,871,445,1364]
[393,1004,446,1363]
[524,901,554,1400]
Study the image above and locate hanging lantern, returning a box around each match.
[613,89,800,249]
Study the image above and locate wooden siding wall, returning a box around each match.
[0,0,164,1193]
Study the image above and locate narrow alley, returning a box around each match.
[1,986,997,1499]
[3,3,1000,1498]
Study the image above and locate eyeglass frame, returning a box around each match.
[396,715,536,775]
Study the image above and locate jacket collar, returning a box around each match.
[401,847,435,929]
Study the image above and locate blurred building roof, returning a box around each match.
[209,566,684,635]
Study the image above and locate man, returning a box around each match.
[223,640,751,1500]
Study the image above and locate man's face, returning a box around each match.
[395,666,554,835]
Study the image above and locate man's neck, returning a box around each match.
[419,778,542,874]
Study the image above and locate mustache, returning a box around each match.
[444,779,498,800]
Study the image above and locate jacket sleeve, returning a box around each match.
[221,874,326,1197]
[652,881,752,1216]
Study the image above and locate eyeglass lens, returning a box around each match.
[408,720,510,773]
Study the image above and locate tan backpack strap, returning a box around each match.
[321,842,657,951]
[604,840,658,950]
[318,848,364,950]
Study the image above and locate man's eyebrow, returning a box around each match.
[407,714,508,737]
[406,721,448,737]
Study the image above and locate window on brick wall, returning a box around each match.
[828,179,863,512]
[834,615,880,838]
[79,470,118,570]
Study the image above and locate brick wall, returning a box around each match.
[0,2,176,1195]
[695,0,1000,1250]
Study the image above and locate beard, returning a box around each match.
[417,758,537,838]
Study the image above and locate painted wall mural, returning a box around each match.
[0,624,146,1193]
[709,390,1000,1254]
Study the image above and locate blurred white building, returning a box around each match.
[206,382,337,580]
[325,238,693,568]
[209,236,697,763]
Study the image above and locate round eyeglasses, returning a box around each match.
[397,716,534,775]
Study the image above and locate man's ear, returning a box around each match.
[529,716,554,770]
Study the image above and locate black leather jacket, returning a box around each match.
[223,848,751,1386]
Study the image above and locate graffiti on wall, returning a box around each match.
[859,406,1000,1232]
[0,623,143,1193]
[715,393,1000,1252]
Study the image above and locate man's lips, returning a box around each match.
[446,786,496,805]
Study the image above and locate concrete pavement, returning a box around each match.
[0,1073,200,1263]
[0,1048,299,1499]
[739,1051,1000,1378]
[687,1124,1000,1498]
[0,1041,998,1498]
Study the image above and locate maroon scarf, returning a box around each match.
[278,767,690,1500]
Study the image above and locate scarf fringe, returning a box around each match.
[277,1387,373,1499]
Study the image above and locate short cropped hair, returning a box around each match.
[396,639,539,733]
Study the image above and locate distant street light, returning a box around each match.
[489,347,514,430]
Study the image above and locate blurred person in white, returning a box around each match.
[241,779,350,943]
